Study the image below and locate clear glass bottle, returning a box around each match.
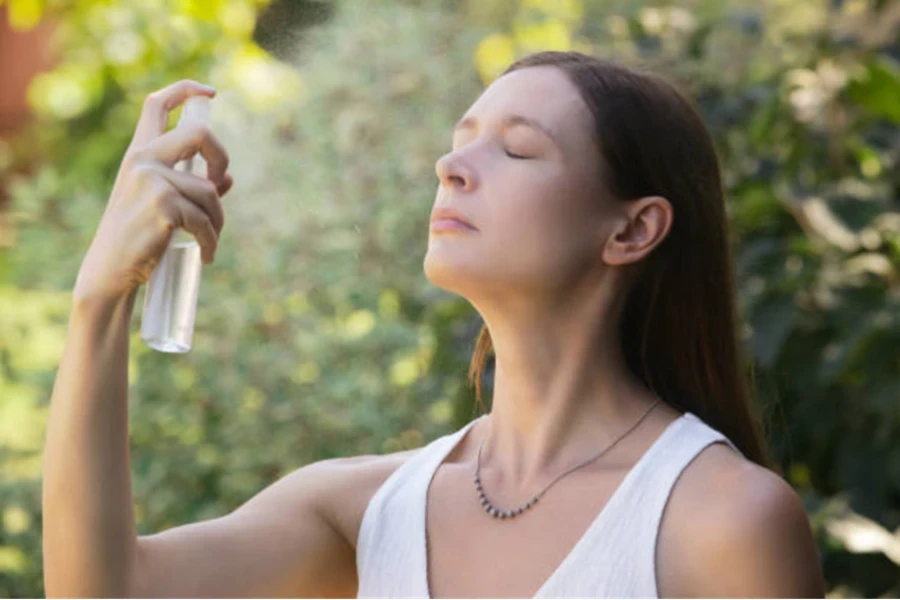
[140,96,211,353]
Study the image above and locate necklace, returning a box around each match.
[474,398,662,519]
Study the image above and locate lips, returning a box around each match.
[431,219,476,232]
[431,206,477,230]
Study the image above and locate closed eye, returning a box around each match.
[505,150,530,159]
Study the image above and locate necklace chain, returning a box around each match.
[473,399,662,520]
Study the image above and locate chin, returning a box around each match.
[423,244,485,296]
[423,250,463,291]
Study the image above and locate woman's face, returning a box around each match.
[424,66,620,304]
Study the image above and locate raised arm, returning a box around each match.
[42,79,228,597]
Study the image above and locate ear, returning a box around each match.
[601,196,673,267]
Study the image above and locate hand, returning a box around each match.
[73,80,233,307]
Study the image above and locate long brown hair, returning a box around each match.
[466,51,772,469]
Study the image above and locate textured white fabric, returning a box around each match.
[356,411,742,598]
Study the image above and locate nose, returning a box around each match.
[435,152,474,192]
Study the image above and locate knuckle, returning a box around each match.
[143,91,163,110]
[177,78,199,91]
[155,200,177,231]
[125,145,150,165]
[130,162,156,186]
[150,180,174,208]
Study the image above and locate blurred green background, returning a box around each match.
[0,0,898,596]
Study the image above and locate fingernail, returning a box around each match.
[201,84,217,94]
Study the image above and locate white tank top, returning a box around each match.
[356,411,743,598]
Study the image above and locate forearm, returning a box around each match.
[42,290,140,598]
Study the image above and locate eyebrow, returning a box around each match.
[453,114,559,147]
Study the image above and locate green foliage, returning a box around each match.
[1,0,898,597]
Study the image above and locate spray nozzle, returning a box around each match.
[178,95,211,128]
[174,95,212,176]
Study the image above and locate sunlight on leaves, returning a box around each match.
[390,353,420,387]
[519,0,583,25]
[219,0,257,36]
[0,546,27,574]
[513,19,572,54]
[291,361,320,384]
[343,309,376,339]
[826,507,900,566]
[0,382,46,452]
[474,32,516,84]
[2,506,31,536]
[6,0,43,31]
[214,44,305,112]
[378,289,400,319]
[428,399,453,425]
[27,64,104,120]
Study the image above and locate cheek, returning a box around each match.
[485,181,600,283]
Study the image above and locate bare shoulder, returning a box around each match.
[300,446,424,550]
[656,442,825,598]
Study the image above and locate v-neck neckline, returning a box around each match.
[422,411,688,599]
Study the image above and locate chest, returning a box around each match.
[425,463,637,598]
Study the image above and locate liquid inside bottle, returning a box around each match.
[140,95,211,353]
[140,229,202,353]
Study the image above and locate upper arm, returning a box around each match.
[658,444,826,598]
[132,457,369,598]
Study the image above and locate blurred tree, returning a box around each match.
[0,0,306,595]
[0,0,898,597]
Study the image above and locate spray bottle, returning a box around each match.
[140,95,211,353]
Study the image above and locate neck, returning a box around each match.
[471,279,661,497]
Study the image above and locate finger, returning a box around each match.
[143,123,230,186]
[169,196,219,264]
[154,166,225,234]
[131,80,216,148]
[217,173,233,197]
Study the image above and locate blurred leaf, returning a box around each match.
[846,57,900,124]
[749,296,795,367]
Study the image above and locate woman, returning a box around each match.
[43,51,825,598]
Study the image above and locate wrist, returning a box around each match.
[70,287,138,327]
